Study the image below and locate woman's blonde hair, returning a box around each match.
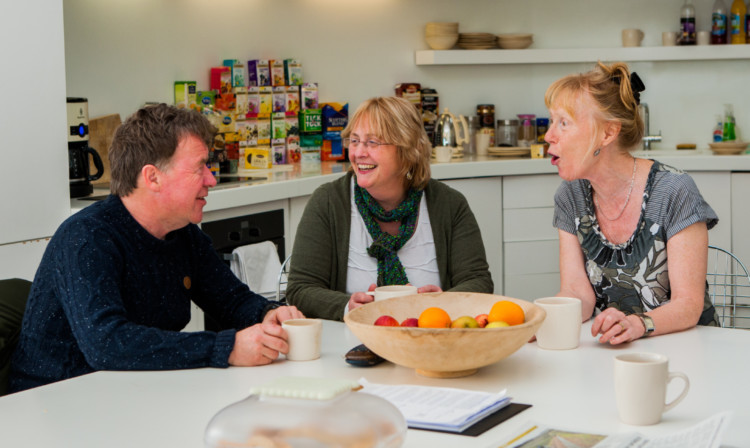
[544,61,644,151]
[342,96,432,190]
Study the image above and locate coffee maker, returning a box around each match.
[66,97,103,198]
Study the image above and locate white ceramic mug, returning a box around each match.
[282,318,323,361]
[614,353,690,425]
[475,133,491,156]
[365,285,418,301]
[533,297,582,350]
[697,30,710,46]
[434,146,452,163]
[622,29,644,47]
[662,31,678,46]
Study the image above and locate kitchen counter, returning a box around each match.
[71,150,750,214]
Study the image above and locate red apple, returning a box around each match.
[400,317,419,327]
[475,314,489,328]
[374,315,399,326]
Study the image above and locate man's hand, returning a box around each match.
[228,322,289,366]
[263,305,304,325]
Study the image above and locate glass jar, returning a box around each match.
[463,115,481,155]
[496,119,519,147]
[517,114,537,147]
[477,104,496,146]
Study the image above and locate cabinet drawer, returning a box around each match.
[504,273,560,302]
[503,240,559,275]
[504,207,557,242]
[503,174,562,209]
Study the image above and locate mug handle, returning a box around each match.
[86,147,104,181]
[365,291,375,296]
[663,371,690,413]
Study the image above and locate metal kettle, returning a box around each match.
[433,107,469,148]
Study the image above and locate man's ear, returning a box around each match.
[140,164,161,192]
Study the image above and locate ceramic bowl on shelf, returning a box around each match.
[497,33,534,49]
[708,141,748,155]
[425,33,459,50]
[344,292,546,378]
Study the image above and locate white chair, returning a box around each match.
[706,245,750,329]
[275,255,291,302]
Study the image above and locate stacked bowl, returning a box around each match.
[497,33,534,49]
[425,22,459,50]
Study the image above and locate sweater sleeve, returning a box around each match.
[286,182,352,321]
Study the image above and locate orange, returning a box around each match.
[488,300,525,326]
[418,307,452,328]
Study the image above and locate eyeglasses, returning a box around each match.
[343,137,393,149]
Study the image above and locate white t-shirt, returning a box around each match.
[346,180,441,295]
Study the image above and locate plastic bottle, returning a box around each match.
[713,116,724,142]
[680,0,697,45]
[712,0,728,44]
[723,104,736,142]
[730,0,747,44]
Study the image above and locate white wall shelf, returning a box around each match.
[415,45,750,65]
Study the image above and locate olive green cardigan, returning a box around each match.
[286,172,494,320]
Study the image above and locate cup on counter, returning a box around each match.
[662,31,678,46]
[533,297,582,350]
[614,353,690,425]
[622,29,644,47]
[697,30,710,46]
[475,133,491,156]
[282,318,323,361]
[365,285,418,301]
[434,146,453,163]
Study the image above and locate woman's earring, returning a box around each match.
[593,148,601,157]
[406,171,413,180]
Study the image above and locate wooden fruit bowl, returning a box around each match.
[344,292,546,378]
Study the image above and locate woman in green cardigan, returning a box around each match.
[286,97,494,321]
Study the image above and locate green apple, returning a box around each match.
[450,315,480,328]
[486,321,510,328]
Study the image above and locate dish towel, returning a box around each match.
[229,241,282,297]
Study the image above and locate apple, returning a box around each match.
[450,315,480,328]
[373,315,399,326]
[486,321,510,328]
[400,317,419,327]
[475,314,489,328]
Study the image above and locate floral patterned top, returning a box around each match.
[553,160,719,325]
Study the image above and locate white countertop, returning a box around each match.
[1,320,748,447]
[71,150,750,214]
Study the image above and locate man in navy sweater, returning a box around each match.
[9,104,303,392]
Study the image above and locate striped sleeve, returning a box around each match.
[647,170,718,240]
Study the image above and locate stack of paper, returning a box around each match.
[360,381,511,433]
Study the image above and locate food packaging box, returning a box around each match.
[215,92,236,112]
[174,81,197,109]
[236,119,257,148]
[270,59,285,87]
[272,112,287,140]
[299,109,322,133]
[421,88,439,143]
[300,134,322,172]
[530,143,548,159]
[301,82,319,110]
[247,60,271,87]
[286,116,301,163]
[272,139,286,164]
[395,83,422,111]
[321,135,344,161]
[246,87,260,118]
[284,59,303,86]
[272,86,286,114]
[244,147,272,169]
[234,87,249,116]
[223,59,246,87]
[217,111,236,134]
[210,67,232,93]
[257,117,271,146]
[258,86,273,118]
[321,103,348,133]
[285,86,300,116]
[197,91,216,112]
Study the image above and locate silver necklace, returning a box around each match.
[594,158,637,221]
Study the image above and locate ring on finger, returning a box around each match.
[618,322,626,332]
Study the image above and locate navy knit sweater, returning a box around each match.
[9,195,269,392]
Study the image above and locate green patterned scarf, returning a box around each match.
[354,183,423,286]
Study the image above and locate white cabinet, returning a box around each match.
[441,178,503,294]
[731,173,750,266]
[691,172,731,250]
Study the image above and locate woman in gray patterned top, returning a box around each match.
[544,62,719,345]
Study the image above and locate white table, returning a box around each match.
[1,321,748,447]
